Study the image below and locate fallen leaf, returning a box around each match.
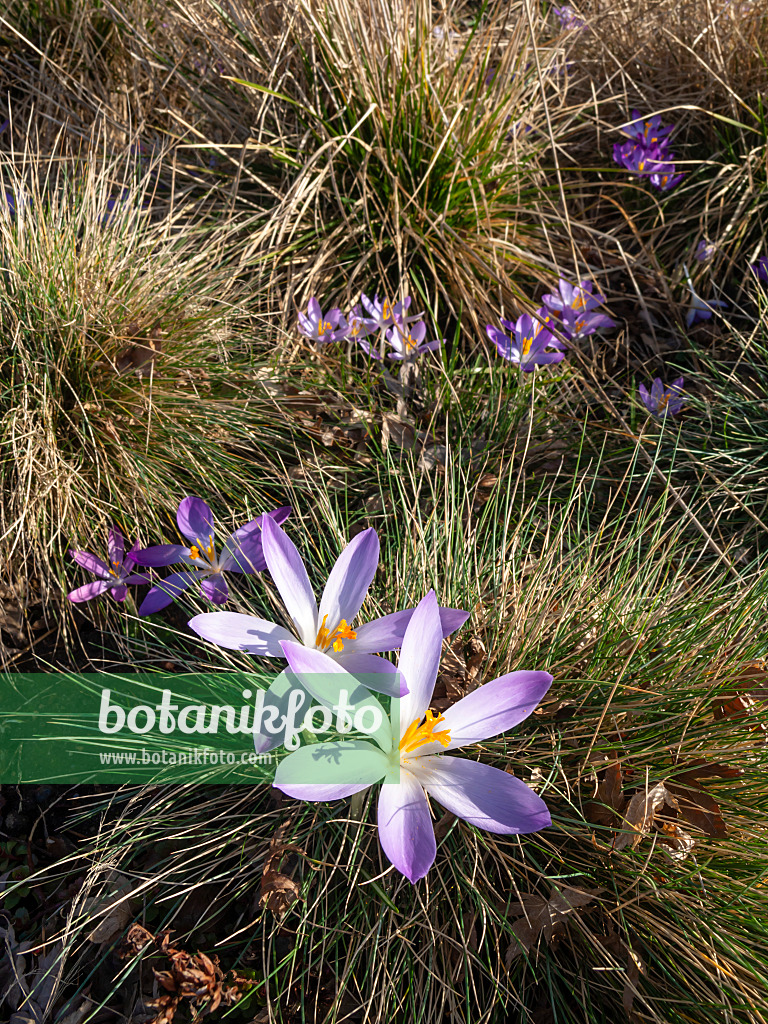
[259,822,303,917]
[665,784,727,838]
[505,886,602,964]
[586,759,625,827]
[85,871,135,945]
[381,414,416,452]
[613,782,678,852]
[659,821,696,861]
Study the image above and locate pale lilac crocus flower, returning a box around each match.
[384,320,445,361]
[188,516,468,703]
[639,377,685,418]
[134,497,291,614]
[298,298,349,343]
[486,312,566,371]
[273,591,552,883]
[68,527,150,604]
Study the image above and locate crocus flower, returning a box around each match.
[685,286,727,326]
[695,239,716,262]
[553,5,586,30]
[134,497,291,615]
[648,161,685,191]
[749,255,768,283]
[638,377,685,418]
[384,320,445,361]
[273,591,552,883]
[486,311,566,371]
[541,279,606,315]
[298,298,349,343]
[68,528,150,604]
[188,517,469,723]
[621,111,675,149]
[360,293,421,334]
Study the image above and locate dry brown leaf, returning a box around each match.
[659,821,696,861]
[259,823,303,917]
[85,872,135,945]
[505,886,602,964]
[613,782,678,852]
[586,759,625,827]
[666,784,727,838]
[381,413,416,452]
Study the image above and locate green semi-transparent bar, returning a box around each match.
[0,671,399,785]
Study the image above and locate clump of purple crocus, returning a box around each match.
[749,255,768,284]
[639,377,685,419]
[133,497,291,615]
[68,527,151,604]
[553,5,586,30]
[354,292,444,362]
[486,311,566,371]
[613,111,684,192]
[298,298,349,344]
[273,590,552,883]
[541,279,616,342]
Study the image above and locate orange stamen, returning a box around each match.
[399,711,451,753]
[315,614,357,653]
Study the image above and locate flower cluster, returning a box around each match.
[298,293,445,362]
[485,278,616,371]
[613,111,684,191]
[67,513,553,882]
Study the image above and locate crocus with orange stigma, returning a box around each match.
[273,591,552,883]
[68,527,150,604]
[486,311,566,371]
[298,297,349,343]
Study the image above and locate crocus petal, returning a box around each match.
[280,641,393,753]
[110,585,128,602]
[411,756,551,833]
[274,741,389,800]
[377,770,436,883]
[187,611,294,656]
[219,507,292,573]
[397,591,444,737]
[262,516,318,645]
[177,496,215,546]
[331,651,404,697]
[138,571,199,615]
[422,671,553,753]
[107,527,125,567]
[131,544,190,567]
[252,671,302,754]
[352,606,469,655]
[69,550,111,578]
[318,528,379,629]
[67,580,110,603]
[120,573,152,585]
[200,573,229,605]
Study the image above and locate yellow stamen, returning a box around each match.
[399,711,451,753]
[189,545,200,561]
[573,294,587,310]
[318,320,333,337]
[109,568,118,577]
[638,160,645,172]
[575,318,586,333]
[382,301,391,321]
[315,614,357,653]
[521,336,534,356]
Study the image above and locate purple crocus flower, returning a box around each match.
[360,293,421,334]
[134,497,291,615]
[553,5,586,30]
[749,255,768,283]
[695,239,716,262]
[622,111,675,149]
[541,279,605,315]
[685,284,727,326]
[298,298,349,343]
[68,527,150,604]
[384,320,445,361]
[273,591,552,883]
[486,311,566,371]
[638,377,685,418]
[648,161,685,191]
[188,518,469,738]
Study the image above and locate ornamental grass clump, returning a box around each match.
[0,152,289,597]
